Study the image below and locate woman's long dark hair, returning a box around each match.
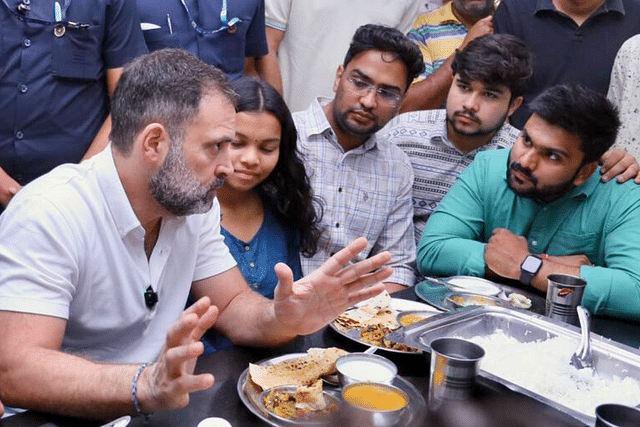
[231,77,322,257]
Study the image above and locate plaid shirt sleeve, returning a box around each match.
[372,154,416,287]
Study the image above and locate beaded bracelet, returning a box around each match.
[132,362,153,417]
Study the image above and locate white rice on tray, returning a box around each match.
[463,330,640,417]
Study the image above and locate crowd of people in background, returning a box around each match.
[1,0,640,420]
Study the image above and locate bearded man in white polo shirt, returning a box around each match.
[0,49,392,420]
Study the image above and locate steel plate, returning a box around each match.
[387,306,640,425]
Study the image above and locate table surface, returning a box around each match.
[2,285,638,427]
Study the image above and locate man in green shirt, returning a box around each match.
[418,84,640,322]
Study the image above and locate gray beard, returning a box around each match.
[149,141,224,216]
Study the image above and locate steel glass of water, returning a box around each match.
[428,337,484,411]
[545,274,587,326]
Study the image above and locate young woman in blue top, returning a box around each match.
[202,77,321,353]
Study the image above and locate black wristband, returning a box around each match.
[520,254,543,285]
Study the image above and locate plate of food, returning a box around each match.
[416,278,535,312]
[238,348,348,426]
[259,384,341,425]
[237,347,427,426]
[330,291,441,353]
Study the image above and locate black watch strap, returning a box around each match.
[520,254,543,285]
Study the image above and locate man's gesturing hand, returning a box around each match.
[273,237,392,336]
[138,297,218,413]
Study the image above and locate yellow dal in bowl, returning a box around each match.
[342,383,408,411]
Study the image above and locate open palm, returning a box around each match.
[273,237,392,336]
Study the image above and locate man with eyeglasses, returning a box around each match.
[293,24,425,293]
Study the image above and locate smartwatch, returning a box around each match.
[520,254,543,285]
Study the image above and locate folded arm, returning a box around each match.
[479,190,640,322]
[417,161,488,277]
[484,228,589,289]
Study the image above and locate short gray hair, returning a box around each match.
[110,48,237,155]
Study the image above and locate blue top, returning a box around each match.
[0,0,147,185]
[418,149,640,322]
[201,195,303,353]
[494,0,640,128]
[221,197,303,299]
[137,0,268,81]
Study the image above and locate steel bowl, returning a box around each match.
[336,353,397,386]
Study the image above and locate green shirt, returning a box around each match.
[418,149,640,322]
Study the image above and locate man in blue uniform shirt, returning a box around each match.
[137,0,268,81]
[0,0,147,209]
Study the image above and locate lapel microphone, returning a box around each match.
[144,286,158,309]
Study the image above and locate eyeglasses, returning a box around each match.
[345,76,403,106]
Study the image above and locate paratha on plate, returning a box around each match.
[248,347,348,391]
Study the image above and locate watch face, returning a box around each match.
[522,255,543,272]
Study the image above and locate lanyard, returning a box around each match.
[178,0,240,35]
[1,0,71,24]
[1,0,88,31]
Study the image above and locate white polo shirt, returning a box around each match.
[0,148,236,363]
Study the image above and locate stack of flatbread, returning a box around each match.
[333,291,421,352]
[333,290,400,332]
[249,347,348,390]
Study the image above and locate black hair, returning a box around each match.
[529,84,620,163]
[343,24,424,90]
[451,34,533,99]
[232,77,322,257]
[110,48,236,155]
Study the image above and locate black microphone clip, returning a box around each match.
[144,285,158,309]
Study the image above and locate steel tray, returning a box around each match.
[386,306,640,425]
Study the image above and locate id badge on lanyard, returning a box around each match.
[1,0,100,80]
[179,0,241,35]
[1,0,88,36]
